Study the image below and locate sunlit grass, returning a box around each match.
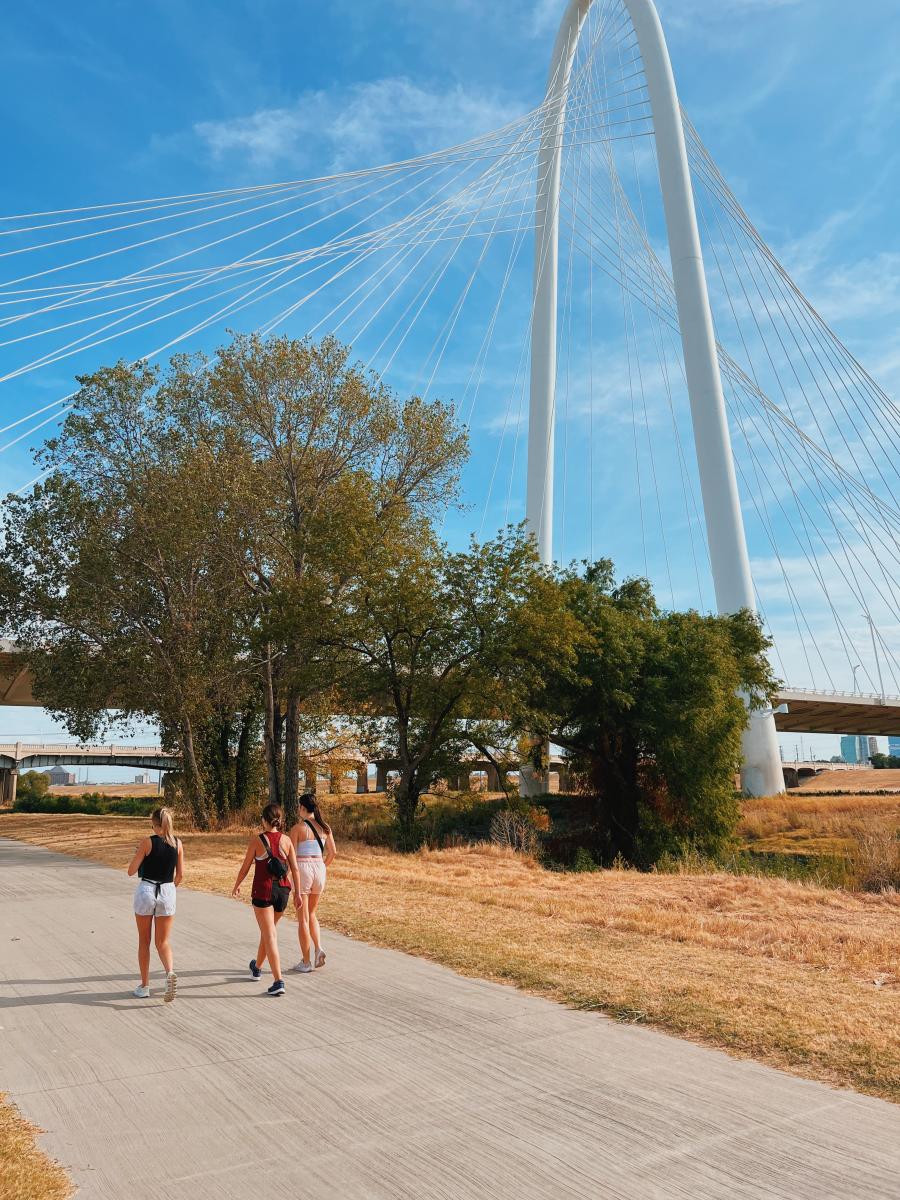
[0,1094,72,1200]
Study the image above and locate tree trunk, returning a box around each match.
[235,706,257,811]
[282,689,301,828]
[180,716,212,830]
[393,770,422,851]
[263,649,282,807]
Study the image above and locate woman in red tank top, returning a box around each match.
[231,803,302,995]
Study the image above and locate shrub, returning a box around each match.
[489,808,539,855]
[849,830,900,893]
[11,792,157,817]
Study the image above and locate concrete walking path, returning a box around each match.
[0,837,898,1199]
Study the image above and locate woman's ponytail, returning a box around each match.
[152,806,177,848]
[299,792,331,835]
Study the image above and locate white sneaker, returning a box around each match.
[314,948,326,969]
[292,960,313,973]
[133,985,151,998]
[163,971,177,1003]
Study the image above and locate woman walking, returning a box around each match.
[231,803,302,996]
[127,806,183,1002]
[288,793,337,973]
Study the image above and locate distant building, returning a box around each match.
[134,772,151,785]
[839,735,876,765]
[46,766,76,786]
[839,735,857,763]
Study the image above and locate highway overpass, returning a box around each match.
[5,643,900,734]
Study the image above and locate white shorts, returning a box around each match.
[133,880,177,917]
[297,859,326,895]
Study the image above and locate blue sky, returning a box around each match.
[2,0,899,762]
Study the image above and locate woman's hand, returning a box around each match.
[231,883,242,898]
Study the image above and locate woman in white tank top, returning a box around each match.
[288,793,337,973]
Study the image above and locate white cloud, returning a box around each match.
[192,77,523,174]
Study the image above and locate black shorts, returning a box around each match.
[252,886,290,913]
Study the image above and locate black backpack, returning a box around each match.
[260,832,289,881]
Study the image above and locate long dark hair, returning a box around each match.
[261,803,283,830]
[298,792,331,835]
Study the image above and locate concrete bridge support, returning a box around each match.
[356,766,370,794]
[0,768,17,806]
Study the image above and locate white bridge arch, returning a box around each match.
[527,0,784,795]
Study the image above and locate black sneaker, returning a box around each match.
[249,959,261,980]
[267,980,285,996]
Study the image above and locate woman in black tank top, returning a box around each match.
[127,806,184,1001]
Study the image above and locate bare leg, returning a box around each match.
[253,906,282,981]
[154,915,174,974]
[308,892,322,955]
[255,909,284,971]
[297,894,312,965]
[135,915,153,987]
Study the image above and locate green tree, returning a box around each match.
[0,358,258,828]
[16,770,50,803]
[528,561,779,866]
[204,332,468,825]
[340,527,578,848]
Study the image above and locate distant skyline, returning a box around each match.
[2,1,899,759]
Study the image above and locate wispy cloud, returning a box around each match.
[190,77,523,174]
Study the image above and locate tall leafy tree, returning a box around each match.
[205,332,468,824]
[339,527,578,847]
[527,561,779,866]
[0,358,257,827]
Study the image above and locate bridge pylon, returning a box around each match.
[526,0,785,797]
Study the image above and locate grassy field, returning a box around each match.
[738,790,900,882]
[0,1093,71,1200]
[2,810,898,1104]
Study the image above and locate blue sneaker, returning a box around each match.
[249,959,261,980]
[267,980,285,997]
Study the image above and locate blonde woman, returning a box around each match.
[127,806,183,1002]
[288,793,337,973]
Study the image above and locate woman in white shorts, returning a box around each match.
[127,806,183,1001]
[289,794,336,973]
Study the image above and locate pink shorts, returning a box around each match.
[297,859,326,895]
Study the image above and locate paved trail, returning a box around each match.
[1,838,897,1199]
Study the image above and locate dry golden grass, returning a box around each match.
[0,1094,72,1200]
[794,768,900,792]
[3,812,899,1103]
[47,782,161,798]
[739,791,900,855]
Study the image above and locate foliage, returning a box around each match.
[526,560,780,868]
[196,332,469,825]
[14,771,50,803]
[869,752,900,769]
[0,356,256,827]
[11,791,157,816]
[339,526,579,848]
[0,332,468,830]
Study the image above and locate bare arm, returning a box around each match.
[286,839,303,904]
[174,840,184,887]
[127,837,151,877]
[324,831,337,868]
[232,836,260,897]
